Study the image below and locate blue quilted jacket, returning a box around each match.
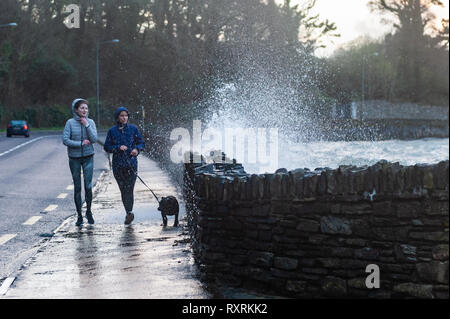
[103,123,145,172]
[62,99,97,158]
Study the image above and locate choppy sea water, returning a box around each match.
[173,133,448,174]
[243,138,449,174]
[196,82,449,174]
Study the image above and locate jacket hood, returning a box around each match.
[114,106,129,123]
[72,98,89,121]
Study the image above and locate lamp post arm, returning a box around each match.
[0,23,18,28]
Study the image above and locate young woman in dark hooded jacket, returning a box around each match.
[103,107,145,225]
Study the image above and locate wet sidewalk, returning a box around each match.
[1,156,210,299]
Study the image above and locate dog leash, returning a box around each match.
[122,150,160,204]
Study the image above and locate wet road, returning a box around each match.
[0,131,109,280]
[1,154,210,298]
[0,130,58,155]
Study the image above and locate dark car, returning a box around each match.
[7,120,30,137]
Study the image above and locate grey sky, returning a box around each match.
[283,0,449,57]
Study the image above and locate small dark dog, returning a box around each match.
[157,196,179,227]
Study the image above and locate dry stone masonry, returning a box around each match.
[183,159,449,298]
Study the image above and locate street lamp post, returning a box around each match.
[96,39,119,128]
[362,52,379,109]
[0,23,18,28]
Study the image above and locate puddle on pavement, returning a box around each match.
[33,270,64,275]
[63,230,111,238]
[173,238,190,245]
[145,237,171,242]
[160,227,181,233]
[38,233,54,238]
[122,265,142,271]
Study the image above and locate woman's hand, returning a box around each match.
[80,117,88,126]
[120,145,128,151]
[82,140,91,145]
[130,149,139,156]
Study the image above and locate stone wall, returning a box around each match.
[351,100,448,121]
[183,160,449,298]
[318,119,449,141]
[323,100,449,140]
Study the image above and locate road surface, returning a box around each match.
[0,131,109,280]
[0,131,210,299]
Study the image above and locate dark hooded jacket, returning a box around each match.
[103,107,145,172]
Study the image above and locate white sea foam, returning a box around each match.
[269,137,449,173]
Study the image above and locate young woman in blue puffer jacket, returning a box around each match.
[62,98,97,226]
[104,106,145,225]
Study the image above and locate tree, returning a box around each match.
[0,0,338,128]
[368,0,448,102]
[434,18,449,48]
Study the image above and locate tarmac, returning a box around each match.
[1,154,211,299]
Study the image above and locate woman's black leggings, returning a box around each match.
[113,167,137,213]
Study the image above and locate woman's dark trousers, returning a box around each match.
[69,155,94,214]
[113,167,137,213]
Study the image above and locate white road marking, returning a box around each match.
[0,277,15,295]
[66,185,74,190]
[23,216,42,225]
[0,234,17,246]
[0,136,48,157]
[57,193,68,199]
[43,204,58,212]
